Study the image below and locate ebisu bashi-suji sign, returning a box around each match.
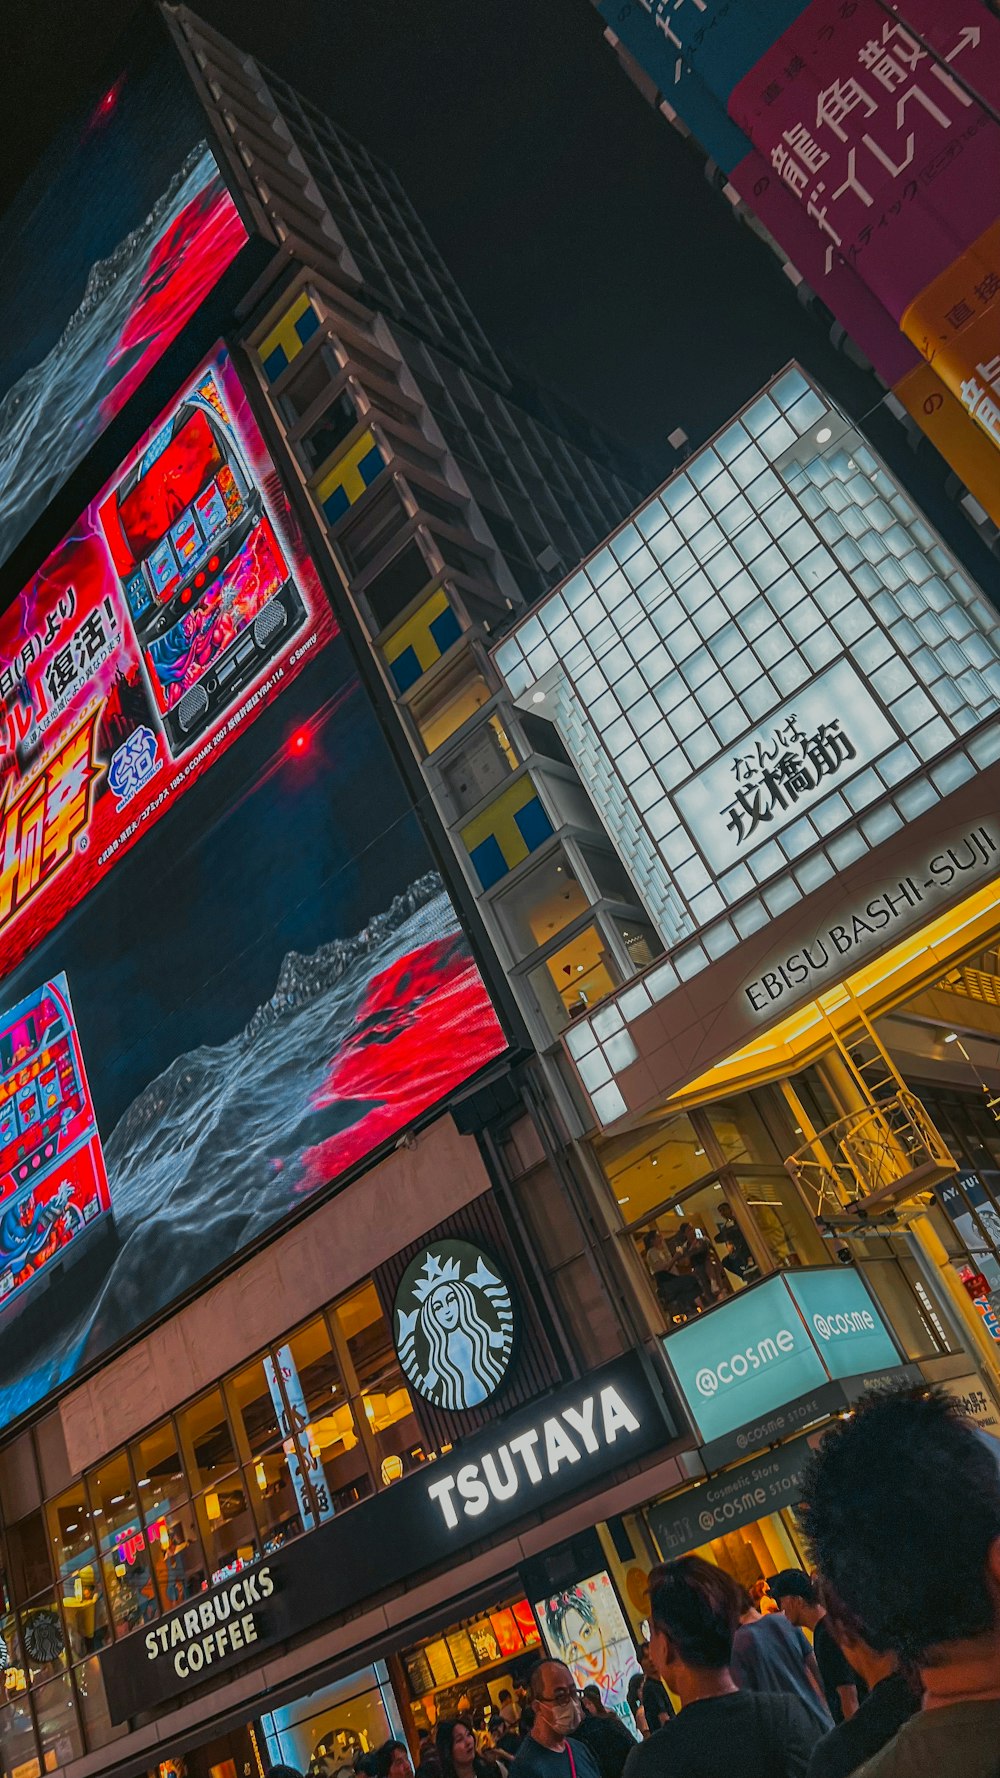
[663,1267,906,1466]
[99,1354,672,1722]
[393,1239,517,1410]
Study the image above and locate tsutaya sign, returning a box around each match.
[100,1353,672,1722]
[664,1267,904,1466]
[427,1377,644,1529]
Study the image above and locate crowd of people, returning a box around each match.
[268,1388,1000,1778]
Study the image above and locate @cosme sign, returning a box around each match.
[665,1267,903,1447]
[394,1239,516,1410]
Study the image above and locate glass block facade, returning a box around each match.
[492,366,1000,1125]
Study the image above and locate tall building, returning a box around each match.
[592,0,1000,550]
[0,9,994,1778]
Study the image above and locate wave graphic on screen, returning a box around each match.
[0,144,245,567]
[0,879,503,1425]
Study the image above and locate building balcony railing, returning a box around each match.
[785,1089,956,1216]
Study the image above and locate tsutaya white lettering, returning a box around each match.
[427,1386,641,1530]
[143,1566,273,1679]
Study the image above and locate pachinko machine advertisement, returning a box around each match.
[0,974,110,1319]
[0,343,507,1428]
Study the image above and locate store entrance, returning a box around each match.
[399,1595,542,1735]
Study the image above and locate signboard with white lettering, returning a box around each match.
[649,1433,816,1558]
[663,1266,906,1460]
[99,1353,673,1722]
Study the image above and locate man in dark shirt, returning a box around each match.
[575,1685,636,1778]
[804,1586,918,1778]
[637,1640,673,1730]
[622,1556,823,1778]
[731,1591,832,1734]
[768,1572,862,1724]
[512,1662,601,1778]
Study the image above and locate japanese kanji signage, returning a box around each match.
[0,343,333,977]
[674,658,896,876]
[729,0,1000,320]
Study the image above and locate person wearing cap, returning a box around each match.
[767,1571,862,1725]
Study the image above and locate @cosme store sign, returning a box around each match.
[663,1266,904,1462]
[99,1352,672,1723]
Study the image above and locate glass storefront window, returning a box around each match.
[153,1501,206,1611]
[493,850,591,957]
[227,1356,284,1461]
[18,1592,67,1685]
[87,1453,157,1637]
[283,1320,370,1517]
[177,1389,237,1493]
[245,1451,309,1553]
[611,914,662,973]
[734,1173,826,1270]
[601,1112,712,1225]
[706,1096,781,1166]
[335,1286,428,1480]
[131,1421,186,1522]
[6,1513,50,1606]
[526,923,619,1034]
[260,1662,403,1773]
[33,1671,83,1771]
[194,1473,258,1585]
[631,1183,743,1327]
[0,1697,37,1778]
[46,1486,108,1660]
[72,1655,125,1754]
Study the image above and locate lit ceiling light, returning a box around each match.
[65,1525,78,1534]
[794,1126,803,1134]
[815,426,832,443]
[944,1031,958,1043]
[110,1495,126,1506]
[695,1146,705,1156]
[532,690,546,705]
[617,1195,630,1205]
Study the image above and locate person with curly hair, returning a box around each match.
[798,1387,1000,1775]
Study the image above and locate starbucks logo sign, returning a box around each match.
[394,1240,516,1411]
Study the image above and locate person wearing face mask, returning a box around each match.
[511,1661,600,1778]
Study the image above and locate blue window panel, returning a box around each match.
[322,484,351,525]
[262,344,290,382]
[469,834,509,890]
[513,796,554,853]
[389,646,423,693]
[429,605,462,656]
[358,442,386,487]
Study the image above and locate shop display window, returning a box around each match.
[260,1661,402,1775]
[72,1654,125,1754]
[704,1096,782,1166]
[334,1285,428,1480]
[46,1484,109,1662]
[33,1670,84,1771]
[86,1453,157,1637]
[733,1172,826,1270]
[632,1184,745,1328]
[18,1590,67,1684]
[0,1697,37,1777]
[177,1390,238,1494]
[284,1319,371,1515]
[194,1473,259,1585]
[6,1512,50,1607]
[131,1423,187,1523]
[244,1449,309,1553]
[526,923,620,1034]
[600,1113,711,1225]
[226,1356,285,1461]
[151,1501,206,1611]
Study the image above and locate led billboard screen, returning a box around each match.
[0,344,506,1426]
[0,16,247,568]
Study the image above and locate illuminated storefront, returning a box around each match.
[493,364,1000,1405]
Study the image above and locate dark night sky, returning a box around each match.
[0,0,876,457]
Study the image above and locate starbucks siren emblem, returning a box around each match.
[394,1239,515,1410]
